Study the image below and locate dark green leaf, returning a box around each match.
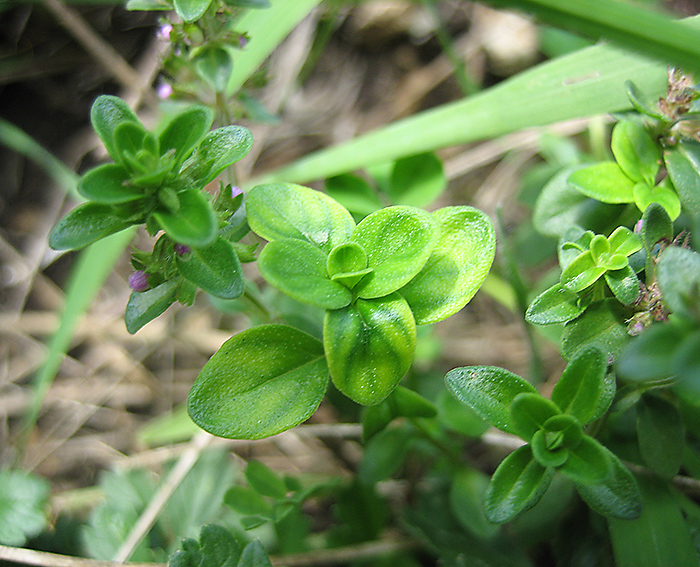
[444,366,537,435]
[245,461,287,500]
[0,469,49,546]
[182,126,253,187]
[168,524,242,567]
[124,278,178,334]
[351,206,436,299]
[173,0,212,21]
[362,400,394,442]
[247,183,355,254]
[604,265,640,305]
[224,486,272,517]
[484,445,554,524]
[153,187,217,247]
[194,47,233,93]
[525,283,587,325]
[188,325,328,439]
[159,105,213,169]
[575,451,641,519]
[391,386,437,418]
[258,239,352,309]
[552,347,606,423]
[509,393,560,442]
[388,152,446,207]
[657,246,700,318]
[560,251,606,292]
[637,395,684,479]
[640,203,672,274]
[325,174,382,216]
[664,142,700,216]
[358,425,413,484]
[49,202,132,251]
[176,237,244,300]
[616,322,684,383]
[238,540,273,567]
[113,121,149,166]
[560,300,629,362]
[400,206,496,324]
[610,121,659,185]
[449,467,500,539]
[673,330,700,402]
[530,430,569,468]
[559,436,611,485]
[90,95,140,162]
[608,476,696,567]
[568,162,635,204]
[324,293,416,405]
[436,388,489,437]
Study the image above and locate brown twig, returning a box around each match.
[0,545,161,567]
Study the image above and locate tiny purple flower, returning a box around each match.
[157,24,172,41]
[128,270,150,292]
[174,243,191,256]
[634,219,644,234]
[157,82,173,100]
[238,35,248,49]
[230,186,243,199]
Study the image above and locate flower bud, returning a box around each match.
[128,270,149,292]
[174,243,191,256]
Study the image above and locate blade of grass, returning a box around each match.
[486,0,700,76]
[256,15,700,185]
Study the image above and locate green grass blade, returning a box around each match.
[0,119,79,196]
[255,18,700,185]
[488,0,700,76]
[225,0,323,97]
[21,229,136,449]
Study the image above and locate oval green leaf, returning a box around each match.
[176,237,244,299]
[509,393,560,441]
[153,187,217,248]
[351,206,436,299]
[400,206,496,324]
[388,152,446,207]
[484,445,554,524]
[568,162,635,203]
[637,394,684,479]
[664,142,700,216]
[560,299,629,362]
[173,0,212,21]
[611,120,660,185]
[324,293,416,405]
[444,365,537,435]
[552,347,605,424]
[90,95,141,162]
[182,126,253,187]
[125,278,179,334]
[159,105,214,169]
[559,436,611,485]
[525,283,587,325]
[325,173,382,216]
[632,181,681,220]
[657,246,700,317]
[49,202,132,251]
[247,183,355,254]
[188,325,329,439]
[78,164,143,204]
[258,239,352,309]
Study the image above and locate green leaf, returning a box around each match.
[568,162,635,204]
[124,278,179,334]
[657,246,700,318]
[194,47,233,93]
[169,524,243,567]
[245,461,288,500]
[640,203,672,262]
[575,452,641,519]
[560,299,629,362]
[362,400,394,442]
[625,80,663,119]
[153,187,217,248]
[391,386,437,419]
[176,237,244,300]
[358,425,413,485]
[632,181,681,220]
[388,152,446,207]
[610,121,659,185]
[616,322,684,383]
[665,142,700,216]
[351,206,436,299]
[559,436,611,485]
[608,476,697,567]
[449,468,500,539]
[49,202,132,250]
[604,265,640,305]
[552,347,606,423]
[325,173,382,216]
[327,242,368,277]
[188,325,328,439]
[484,445,554,524]
[637,394,684,479]
[530,430,569,468]
[560,251,606,292]
[173,0,212,21]
[509,393,560,442]
[258,239,352,309]
[673,330,700,402]
[400,206,496,324]
[444,366,537,435]
[90,95,140,162]
[238,540,273,567]
[182,126,253,188]
[113,121,149,166]
[224,486,273,517]
[324,293,416,405]
[525,283,588,325]
[247,183,355,254]
[0,469,49,546]
[159,105,214,169]
[436,388,489,437]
